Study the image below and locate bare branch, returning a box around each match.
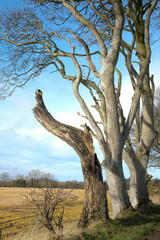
[69,29,100,78]
[61,0,107,56]
[122,0,158,146]
[70,45,108,160]
[86,0,114,30]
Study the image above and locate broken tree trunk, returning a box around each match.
[33,90,108,227]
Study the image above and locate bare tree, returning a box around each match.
[0,172,10,185]
[28,169,43,187]
[0,0,158,220]
[26,187,72,235]
[28,169,43,179]
[27,169,56,187]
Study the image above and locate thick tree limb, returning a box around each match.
[100,0,124,164]
[33,90,87,156]
[70,47,109,164]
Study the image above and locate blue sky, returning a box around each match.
[0,0,160,181]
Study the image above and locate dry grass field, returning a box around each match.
[0,188,112,239]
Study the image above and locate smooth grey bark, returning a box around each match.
[130,160,149,207]
[65,0,131,217]
[123,0,158,207]
[123,149,149,207]
[123,78,155,207]
[70,0,132,217]
[131,77,154,206]
[33,90,108,227]
[105,166,130,218]
[125,78,155,207]
[100,0,131,217]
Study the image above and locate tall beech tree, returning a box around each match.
[121,0,158,207]
[0,0,158,221]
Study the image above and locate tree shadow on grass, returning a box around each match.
[115,203,160,228]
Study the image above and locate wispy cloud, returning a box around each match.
[55,161,81,168]
[16,127,51,141]
[49,139,76,158]
[7,157,30,164]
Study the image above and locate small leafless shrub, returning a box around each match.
[26,187,72,235]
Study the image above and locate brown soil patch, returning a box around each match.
[145,224,160,240]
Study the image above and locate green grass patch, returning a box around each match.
[57,203,160,240]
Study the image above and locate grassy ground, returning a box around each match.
[0,188,159,240]
[0,188,112,239]
[5,204,160,240]
[76,204,160,240]
[0,188,82,239]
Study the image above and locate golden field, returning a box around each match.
[0,188,112,240]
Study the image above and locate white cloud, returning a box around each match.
[49,139,76,158]
[8,157,30,164]
[16,127,51,141]
[0,160,8,166]
[0,147,9,153]
[55,162,81,168]
[15,125,77,158]
[55,111,85,128]
[49,168,83,181]
[19,149,41,160]
[120,81,134,118]
[0,159,20,173]
[52,138,68,148]
[65,162,81,167]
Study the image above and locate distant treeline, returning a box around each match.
[0,169,84,189]
[0,170,160,193]
[0,178,84,189]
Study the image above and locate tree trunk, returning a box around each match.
[33,90,108,227]
[127,77,155,207]
[123,149,149,207]
[105,164,130,218]
[129,150,150,207]
[128,4,156,207]
[130,163,149,208]
[78,153,108,227]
